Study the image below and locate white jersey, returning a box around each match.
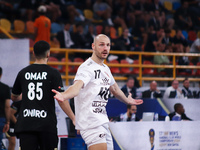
[74,58,115,130]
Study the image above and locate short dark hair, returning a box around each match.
[127,104,131,109]
[174,103,182,112]
[0,67,2,76]
[183,77,188,83]
[33,40,50,59]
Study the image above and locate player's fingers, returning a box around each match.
[135,99,143,105]
[52,89,59,94]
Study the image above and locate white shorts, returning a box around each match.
[80,123,113,150]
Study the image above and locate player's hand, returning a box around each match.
[77,130,80,135]
[52,89,64,102]
[3,124,9,133]
[128,93,143,105]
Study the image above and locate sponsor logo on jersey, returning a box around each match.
[101,78,110,85]
[93,108,106,114]
[92,101,107,107]
[58,86,64,91]
[25,72,47,80]
[23,109,47,118]
[99,133,106,138]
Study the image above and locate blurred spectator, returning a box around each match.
[0,67,10,147]
[181,78,193,98]
[121,76,137,99]
[102,24,117,50]
[190,33,200,53]
[163,79,184,99]
[42,0,62,22]
[163,29,173,46]
[149,0,168,13]
[0,0,20,21]
[93,0,113,26]
[117,28,135,51]
[144,28,166,53]
[133,12,151,45]
[71,22,90,59]
[172,29,189,53]
[153,43,170,73]
[71,22,86,49]
[153,44,172,76]
[169,103,192,121]
[85,24,96,49]
[174,1,193,30]
[184,0,200,29]
[108,0,128,29]
[190,33,200,64]
[195,81,200,98]
[34,5,51,44]
[118,105,141,122]
[142,81,162,99]
[59,2,85,23]
[6,100,21,150]
[18,0,39,21]
[177,46,191,74]
[55,21,74,48]
[148,10,161,31]
[134,0,151,14]
[125,0,138,27]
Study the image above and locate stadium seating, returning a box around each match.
[142,60,154,75]
[120,59,132,74]
[188,30,197,42]
[60,58,73,73]
[83,9,102,23]
[196,62,200,76]
[170,29,176,37]
[13,20,25,33]
[173,2,181,10]
[131,60,139,74]
[26,21,35,34]
[48,56,59,70]
[0,18,11,32]
[118,27,123,37]
[182,30,188,39]
[71,57,84,73]
[51,22,63,34]
[109,59,120,74]
[164,1,173,11]
[96,25,103,35]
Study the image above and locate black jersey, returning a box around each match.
[12,64,64,133]
[0,81,11,117]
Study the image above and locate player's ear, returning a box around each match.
[92,43,95,50]
[47,51,50,58]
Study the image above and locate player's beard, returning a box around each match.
[95,49,108,60]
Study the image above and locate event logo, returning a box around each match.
[149,128,155,150]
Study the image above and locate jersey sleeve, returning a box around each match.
[51,69,64,92]
[74,66,92,87]
[107,66,115,86]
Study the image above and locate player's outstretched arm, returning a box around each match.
[110,83,143,105]
[52,80,84,102]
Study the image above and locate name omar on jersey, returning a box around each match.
[25,72,47,80]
